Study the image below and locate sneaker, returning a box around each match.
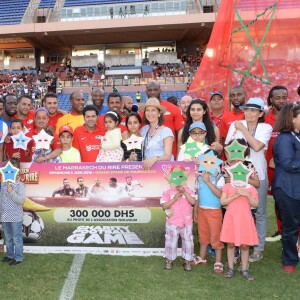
[183,260,192,271]
[266,231,282,242]
[283,265,295,273]
[249,252,263,262]
[9,260,22,266]
[207,244,216,258]
[165,259,173,270]
[2,256,13,263]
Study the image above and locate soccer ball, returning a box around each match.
[22,212,45,242]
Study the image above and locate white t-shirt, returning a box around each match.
[225,120,272,180]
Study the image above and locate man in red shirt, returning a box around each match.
[42,93,64,132]
[145,81,184,157]
[26,107,62,161]
[97,92,127,132]
[264,85,288,242]
[179,95,192,121]
[219,86,247,143]
[73,105,105,162]
[209,91,224,128]
[13,95,35,133]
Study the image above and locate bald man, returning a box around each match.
[179,95,192,120]
[91,88,108,116]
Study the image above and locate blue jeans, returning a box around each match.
[273,188,300,266]
[2,221,24,262]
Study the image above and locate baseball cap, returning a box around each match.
[210,91,223,101]
[189,122,207,132]
[59,125,74,136]
[240,98,265,112]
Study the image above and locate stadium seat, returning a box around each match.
[38,0,57,9]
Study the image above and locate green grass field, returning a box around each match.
[1,198,300,300]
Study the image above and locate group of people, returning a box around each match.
[0,81,299,277]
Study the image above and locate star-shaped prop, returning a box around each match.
[225,161,252,187]
[33,129,54,150]
[224,140,247,161]
[165,165,189,187]
[123,134,144,151]
[198,150,223,175]
[0,161,19,183]
[180,137,203,159]
[11,132,31,151]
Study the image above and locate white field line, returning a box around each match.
[59,254,86,300]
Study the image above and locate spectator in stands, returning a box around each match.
[123,74,129,86]
[136,91,141,103]
[73,105,104,162]
[1,94,17,126]
[0,99,4,117]
[110,7,114,19]
[56,91,85,134]
[42,93,65,132]
[13,95,35,133]
[91,89,108,116]
[179,95,192,121]
[26,107,62,162]
[209,91,224,128]
[101,73,105,87]
[219,86,247,143]
[145,81,184,157]
[167,96,178,106]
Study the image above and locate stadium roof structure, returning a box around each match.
[0,5,216,51]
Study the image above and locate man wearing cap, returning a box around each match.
[26,107,62,162]
[145,81,184,157]
[59,125,81,163]
[179,95,192,121]
[43,93,65,132]
[73,105,105,162]
[56,91,85,134]
[225,97,272,262]
[91,89,108,116]
[219,86,247,143]
[209,92,224,128]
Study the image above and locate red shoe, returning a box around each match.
[283,265,295,273]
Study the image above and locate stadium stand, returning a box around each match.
[0,0,30,25]
[39,0,57,9]
[64,0,147,7]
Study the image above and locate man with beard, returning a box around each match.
[13,95,35,132]
[75,177,88,197]
[56,91,85,134]
[91,89,108,116]
[42,93,64,131]
[1,94,18,126]
[52,178,76,197]
[264,86,288,242]
[219,86,247,143]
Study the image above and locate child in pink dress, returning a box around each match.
[161,184,196,271]
[220,183,259,281]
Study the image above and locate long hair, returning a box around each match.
[181,99,216,145]
[275,102,300,132]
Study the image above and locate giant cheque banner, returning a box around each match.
[18,162,195,256]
